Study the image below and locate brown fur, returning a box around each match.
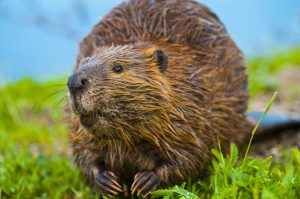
[66,0,252,192]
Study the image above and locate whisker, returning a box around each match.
[33,89,66,112]
[52,96,68,112]
[46,84,66,88]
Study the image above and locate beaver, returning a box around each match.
[65,0,254,197]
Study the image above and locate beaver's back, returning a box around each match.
[79,0,228,61]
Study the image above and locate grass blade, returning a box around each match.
[241,92,278,169]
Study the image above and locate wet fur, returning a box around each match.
[66,0,252,190]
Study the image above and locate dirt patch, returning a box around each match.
[249,67,300,158]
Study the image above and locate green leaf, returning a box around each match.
[229,144,239,167]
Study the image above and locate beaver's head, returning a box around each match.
[67,43,169,137]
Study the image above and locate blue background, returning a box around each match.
[0,0,299,81]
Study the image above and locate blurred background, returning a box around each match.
[0,0,299,81]
[0,1,300,198]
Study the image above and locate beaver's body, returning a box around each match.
[66,0,252,197]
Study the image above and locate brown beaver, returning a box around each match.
[65,0,253,197]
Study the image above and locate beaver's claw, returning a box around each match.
[131,171,160,197]
[95,171,123,197]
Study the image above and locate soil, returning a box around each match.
[249,67,300,158]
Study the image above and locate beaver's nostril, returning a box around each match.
[80,77,88,86]
[67,72,88,94]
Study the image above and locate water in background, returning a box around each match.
[0,0,299,81]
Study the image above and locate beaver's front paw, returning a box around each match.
[95,171,123,197]
[131,171,160,197]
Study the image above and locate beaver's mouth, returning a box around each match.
[68,93,83,113]
[80,114,97,128]
[67,93,98,128]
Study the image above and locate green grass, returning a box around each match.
[247,47,300,95]
[0,78,95,199]
[152,145,300,199]
[1,48,300,198]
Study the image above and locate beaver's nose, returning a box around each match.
[67,72,88,94]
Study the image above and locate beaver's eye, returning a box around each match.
[112,65,124,73]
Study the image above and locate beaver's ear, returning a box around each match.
[154,50,168,72]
